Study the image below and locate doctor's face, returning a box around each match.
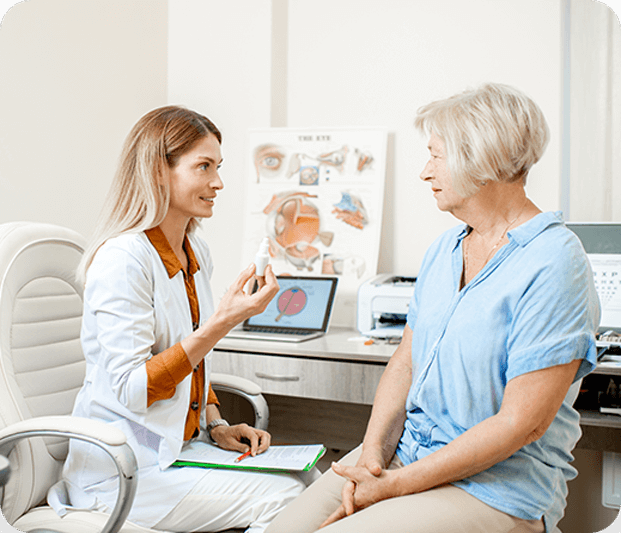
[166,134,224,224]
[420,133,463,213]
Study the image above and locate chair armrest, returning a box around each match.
[0,455,9,488]
[210,373,262,396]
[0,416,137,533]
[0,416,126,446]
[210,373,269,431]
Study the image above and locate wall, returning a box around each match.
[169,0,563,324]
[567,0,621,221]
[168,0,273,303]
[0,0,168,237]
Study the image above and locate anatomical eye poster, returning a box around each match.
[241,127,387,297]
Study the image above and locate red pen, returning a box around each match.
[235,450,252,463]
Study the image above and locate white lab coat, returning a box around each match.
[50,230,219,526]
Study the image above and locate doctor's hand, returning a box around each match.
[210,423,271,456]
[213,264,279,330]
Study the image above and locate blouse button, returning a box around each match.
[191,402,199,411]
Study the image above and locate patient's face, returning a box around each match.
[420,133,462,213]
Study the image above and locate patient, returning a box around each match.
[49,106,305,532]
[265,83,600,533]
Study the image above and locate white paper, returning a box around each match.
[175,442,325,471]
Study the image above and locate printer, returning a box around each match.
[357,274,416,338]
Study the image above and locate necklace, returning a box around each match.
[463,199,528,284]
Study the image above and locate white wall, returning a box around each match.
[168,0,273,303]
[169,0,564,325]
[288,0,563,307]
[0,0,168,237]
[568,0,621,221]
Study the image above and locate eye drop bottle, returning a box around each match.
[254,237,270,277]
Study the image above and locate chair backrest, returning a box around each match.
[0,222,86,523]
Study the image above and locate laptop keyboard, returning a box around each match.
[251,327,311,335]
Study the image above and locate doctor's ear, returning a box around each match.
[156,166,170,186]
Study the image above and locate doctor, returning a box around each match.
[51,105,305,533]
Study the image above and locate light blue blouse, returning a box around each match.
[395,212,600,533]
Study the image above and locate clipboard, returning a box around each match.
[173,442,326,473]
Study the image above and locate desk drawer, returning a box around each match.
[212,351,386,404]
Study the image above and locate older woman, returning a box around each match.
[265,83,600,533]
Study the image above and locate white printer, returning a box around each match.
[357,274,416,338]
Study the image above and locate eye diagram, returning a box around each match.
[253,143,366,183]
[355,148,374,172]
[263,191,334,271]
[275,287,307,321]
[299,166,319,185]
[254,144,287,181]
[317,146,348,171]
[332,191,368,229]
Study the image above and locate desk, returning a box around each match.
[214,327,393,405]
[214,328,621,452]
[213,327,392,454]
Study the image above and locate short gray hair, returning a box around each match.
[415,83,549,197]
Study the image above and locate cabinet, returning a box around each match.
[213,328,390,460]
[213,327,392,405]
[212,350,385,405]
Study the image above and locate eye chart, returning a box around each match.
[589,254,621,329]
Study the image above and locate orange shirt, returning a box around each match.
[144,227,219,441]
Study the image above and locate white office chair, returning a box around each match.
[0,221,268,533]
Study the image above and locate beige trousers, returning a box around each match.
[265,446,545,533]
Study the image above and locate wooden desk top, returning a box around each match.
[215,326,395,364]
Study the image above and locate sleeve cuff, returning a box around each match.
[147,342,193,407]
[207,383,220,406]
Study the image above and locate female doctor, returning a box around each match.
[52,106,305,532]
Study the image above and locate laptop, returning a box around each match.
[225,275,339,343]
[566,222,621,344]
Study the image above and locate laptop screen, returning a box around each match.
[244,276,338,332]
[566,222,621,333]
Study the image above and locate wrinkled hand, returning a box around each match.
[319,459,390,528]
[355,448,385,477]
[214,263,279,328]
[210,423,271,456]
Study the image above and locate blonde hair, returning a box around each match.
[78,105,221,283]
[414,83,549,197]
